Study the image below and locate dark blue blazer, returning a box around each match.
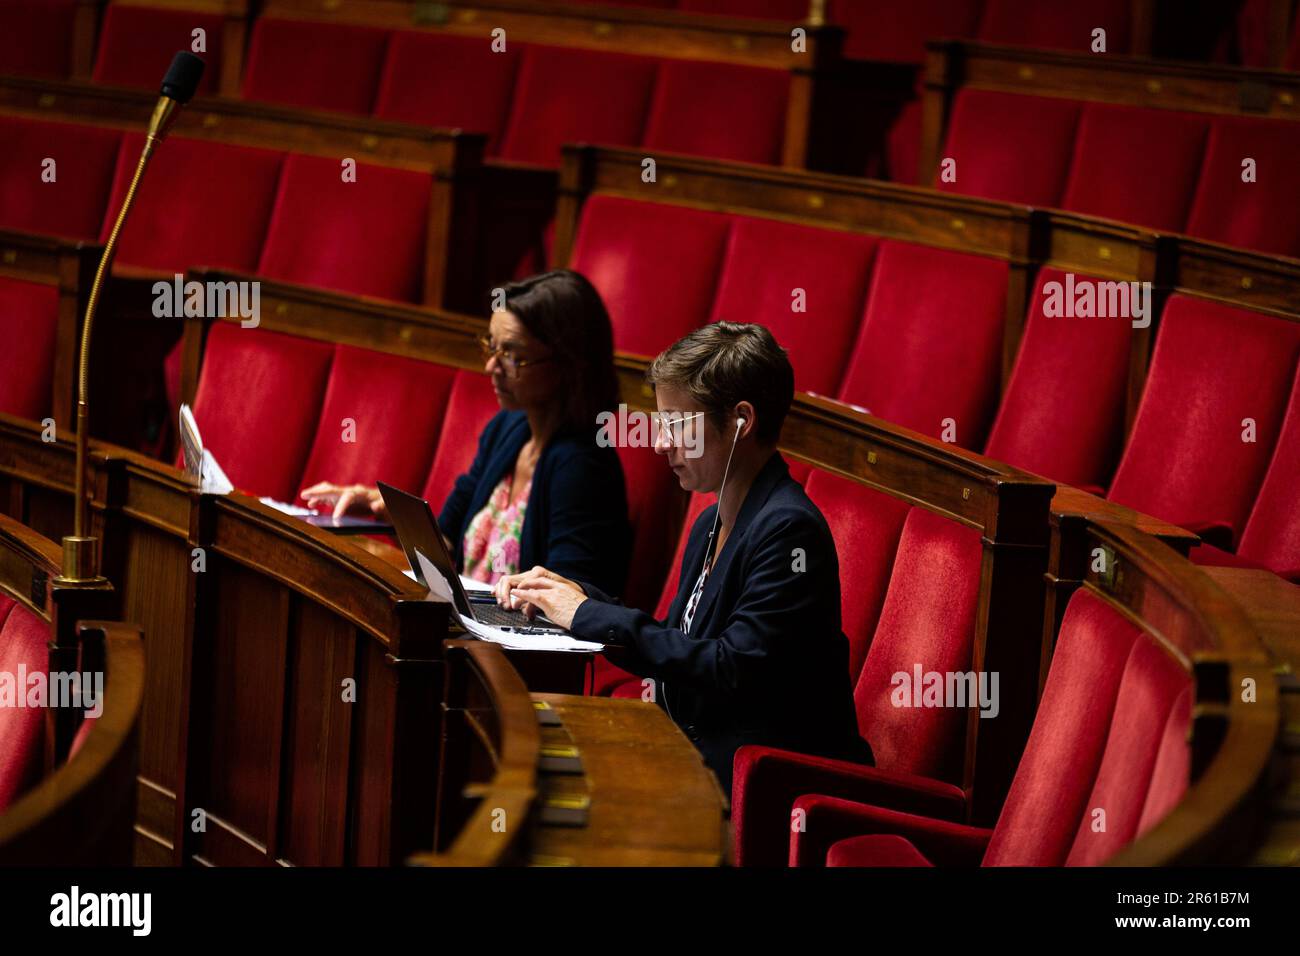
[437,409,631,598]
[569,452,870,794]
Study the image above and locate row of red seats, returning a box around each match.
[568,195,1300,581]
[938,92,1300,258]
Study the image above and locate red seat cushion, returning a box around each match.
[189,324,335,501]
[0,277,60,420]
[297,345,457,498]
[852,506,984,781]
[937,90,1080,206]
[642,60,790,165]
[984,268,1133,488]
[0,116,122,240]
[241,17,390,114]
[977,0,1132,52]
[106,135,284,273]
[256,154,431,303]
[0,0,77,78]
[1107,295,1300,544]
[709,217,877,395]
[1236,369,1300,579]
[1060,104,1209,232]
[374,31,521,154]
[570,195,731,357]
[0,597,48,811]
[804,471,911,680]
[497,45,658,167]
[838,240,1007,447]
[92,4,223,96]
[420,371,501,510]
[826,833,935,867]
[1185,115,1300,258]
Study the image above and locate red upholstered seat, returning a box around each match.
[0,116,122,240]
[497,45,658,167]
[886,96,924,184]
[709,217,877,395]
[569,195,731,357]
[0,596,48,811]
[642,60,790,166]
[977,0,1132,52]
[0,277,60,420]
[984,268,1133,489]
[189,323,335,502]
[1107,295,1300,545]
[256,154,431,303]
[826,833,934,867]
[420,371,501,511]
[1233,370,1300,580]
[830,0,983,62]
[1060,104,1209,232]
[106,135,284,273]
[92,3,223,96]
[298,346,457,499]
[374,32,521,154]
[837,240,1007,447]
[936,90,1080,206]
[1185,115,1300,258]
[241,17,390,114]
[0,0,77,78]
[616,445,687,613]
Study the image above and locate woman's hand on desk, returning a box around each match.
[300,482,389,520]
[495,566,587,631]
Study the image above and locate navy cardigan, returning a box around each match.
[569,452,870,794]
[437,409,631,598]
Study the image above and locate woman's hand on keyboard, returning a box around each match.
[300,482,388,519]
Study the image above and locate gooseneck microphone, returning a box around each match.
[59,52,205,584]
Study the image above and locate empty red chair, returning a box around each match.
[642,60,790,165]
[256,153,431,303]
[936,90,1080,206]
[802,588,1191,866]
[569,195,731,356]
[984,268,1133,490]
[93,3,223,95]
[420,371,501,511]
[837,240,1008,447]
[374,31,521,154]
[0,596,51,811]
[297,346,457,499]
[0,0,78,78]
[709,217,877,395]
[616,444,688,613]
[106,135,284,273]
[1185,115,1300,258]
[1107,295,1300,547]
[497,45,658,167]
[1227,371,1300,581]
[1060,104,1209,232]
[0,277,59,421]
[241,17,390,114]
[189,323,335,502]
[0,116,122,240]
[977,0,1132,52]
[732,505,985,866]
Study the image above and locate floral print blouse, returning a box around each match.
[462,471,532,585]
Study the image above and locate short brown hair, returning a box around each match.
[646,322,794,444]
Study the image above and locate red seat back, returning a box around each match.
[852,507,984,781]
[92,3,223,95]
[106,135,284,273]
[985,589,1190,866]
[653,491,713,620]
[838,240,1007,447]
[297,345,457,499]
[570,195,730,356]
[256,154,431,303]
[0,277,60,421]
[241,17,390,114]
[0,596,49,811]
[984,268,1133,488]
[190,324,335,501]
[709,217,877,395]
[977,0,1132,52]
[420,371,502,511]
[642,60,790,165]
[1108,295,1300,542]
[616,445,688,612]
[830,0,983,62]
[0,0,77,78]
[1238,369,1300,577]
[0,116,122,240]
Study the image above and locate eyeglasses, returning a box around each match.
[478,335,552,377]
[654,411,706,447]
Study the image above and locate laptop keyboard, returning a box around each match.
[471,600,562,632]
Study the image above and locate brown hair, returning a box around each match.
[646,322,794,445]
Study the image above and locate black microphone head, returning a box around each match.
[160,52,205,104]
